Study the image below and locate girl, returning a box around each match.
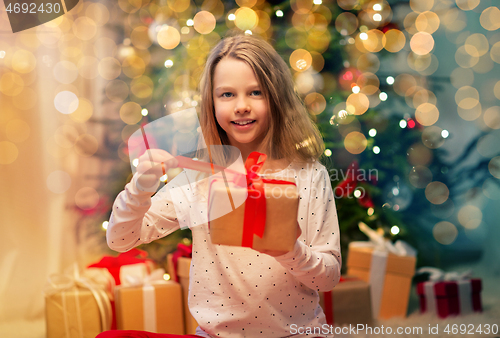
[100,35,341,338]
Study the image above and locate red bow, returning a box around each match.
[87,248,151,285]
[336,161,374,208]
[240,152,297,248]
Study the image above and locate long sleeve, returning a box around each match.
[274,162,341,292]
[106,173,181,252]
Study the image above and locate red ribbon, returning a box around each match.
[323,276,359,325]
[171,243,193,283]
[87,248,151,286]
[241,152,297,248]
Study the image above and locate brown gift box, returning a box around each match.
[319,277,373,326]
[208,176,299,251]
[45,288,106,338]
[115,281,184,334]
[167,254,199,334]
[346,244,416,319]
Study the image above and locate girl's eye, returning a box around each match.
[251,90,262,96]
[221,92,233,98]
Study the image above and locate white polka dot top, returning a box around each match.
[107,160,341,338]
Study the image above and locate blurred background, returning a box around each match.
[0,0,499,336]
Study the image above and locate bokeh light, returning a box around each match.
[488,156,500,179]
[421,126,445,149]
[433,221,458,245]
[46,170,72,194]
[75,187,100,210]
[415,103,439,126]
[409,165,433,188]
[344,131,367,154]
[425,181,449,204]
[54,91,79,115]
[157,26,181,50]
[480,6,500,31]
[0,141,19,164]
[410,32,434,55]
[6,119,30,144]
[458,205,482,229]
[194,11,217,34]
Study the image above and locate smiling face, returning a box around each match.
[212,57,270,158]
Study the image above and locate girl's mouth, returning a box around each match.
[231,120,256,126]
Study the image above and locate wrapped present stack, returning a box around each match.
[416,268,482,318]
[208,152,299,251]
[167,243,199,335]
[346,222,417,319]
[114,268,185,333]
[44,265,112,338]
[319,276,373,326]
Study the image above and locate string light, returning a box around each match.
[373,146,380,154]
[313,0,322,4]
[132,158,139,167]
[324,149,332,157]
[352,85,360,93]
[354,189,362,198]
[391,225,400,235]
[379,92,388,101]
[399,119,407,128]
[160,174,168,182]
[441,130,449,138]
[164,59,173,68]
[186,19,194,26]
[163,273,171,281]
[360,32,368,40]
[276,10,283,17]
[102,221,109,230]
[141,108,148,116]
[369,128,377,137]
[0,51,5,58]
[367,207,375,216]
[245,30,252,35]
[373,14,382,22]
[373,4,382,11]
[386,76,395,85]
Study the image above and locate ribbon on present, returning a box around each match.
[45,264,112,337]
[170,243,192,283]
[323,276,360,325]
[350,222,416,318]
[87,248,153,286]
[416,267,475,316]
[122,268,169,332]
[208,152,297,248]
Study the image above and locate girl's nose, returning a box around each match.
[234,98,250,114]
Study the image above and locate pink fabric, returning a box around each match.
[95,331,203,338]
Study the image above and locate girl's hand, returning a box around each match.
[256,222,302,257]
[135,149,178,190]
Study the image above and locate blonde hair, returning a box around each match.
[199,34,324,164]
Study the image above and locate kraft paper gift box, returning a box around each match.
[417,277,482,318]
[45,270,112,338]
[115,270,185,334]
[167,253,199,335]
[319,276,373,326]
[346,241,416,319]
[208,173,299,252]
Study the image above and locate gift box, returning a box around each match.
[115,270,184,334]
[417,278,482,318]
[45,268,112,338]
[87,249,155,330]
[167,251,199,334]
[346,241,416,319]
[319,276,373,326]
[208,152,299,251]
[87,248,155,286]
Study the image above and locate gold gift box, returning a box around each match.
[115,281,184,334]
[167,254,198,335]
[319,277,373,326]
[45,288,104,338]
[347,245,416,319]
[208,176,299,251]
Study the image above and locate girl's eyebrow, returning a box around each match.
[214,84,261,93]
